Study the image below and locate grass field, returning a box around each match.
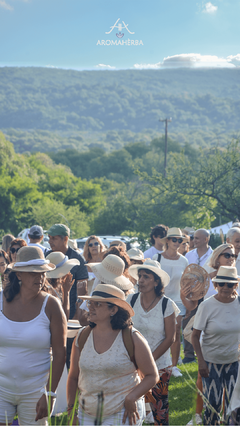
[169,360,199,426]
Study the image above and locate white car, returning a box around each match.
[76,235,145,251]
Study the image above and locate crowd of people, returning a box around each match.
[1,221,240,426]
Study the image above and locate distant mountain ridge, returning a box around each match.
[0,67,239,152]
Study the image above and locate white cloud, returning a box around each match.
[95,64,116,69]
[133,63,161,69]
[203,2,218,13]
[227,54,240,67]
[133,53,237,69]
[0,0,13,10]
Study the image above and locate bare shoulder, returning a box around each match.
[45,293,66,320]
[132,329,148,347]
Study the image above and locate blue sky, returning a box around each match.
[0,0,239,69]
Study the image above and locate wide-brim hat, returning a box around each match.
[129,259,170,287]
[180,264,210,301]
[80,283,135,316]
[87,254,133,291]
[8,246,56,273]
[212,266,240,284]
[87,254,123,282]
[127,247,144,261]
[160,227,189,244]
[46,252,80,279]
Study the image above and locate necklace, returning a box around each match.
[141,295,158,312]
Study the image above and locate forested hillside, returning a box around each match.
[1,67,239,153]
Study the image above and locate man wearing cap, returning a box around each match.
[28,225,46,254]
[46,224,88,367]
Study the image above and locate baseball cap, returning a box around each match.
[28,225,43,238]
[46,224,70,237]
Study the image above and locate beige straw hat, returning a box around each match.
[212,266,240,283]
[8,246,56,273]
[129,259,170,287]
[87,254,133,291]
[80,283,135,316]
[180,264,210,300]
[46,252,80,279]
[160,227,189,244]
[127,247,144,261]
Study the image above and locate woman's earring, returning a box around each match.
[19,280,22,286]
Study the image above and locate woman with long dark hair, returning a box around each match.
[67,283,159,426]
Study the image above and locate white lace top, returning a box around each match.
[127,294,180,370]
[76,328,140,417]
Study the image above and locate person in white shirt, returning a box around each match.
[226,227,240,275]
[185,229,213,266]
[28,225,46,254]
[192,266,240,426]
[153,227,189,378]
[144,224,168,259]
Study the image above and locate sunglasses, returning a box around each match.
[220,253,237,259]
[218,282,236,288]
[168,237,183,244]
[10,247,20,254]
[190,235,194,240]
[88,242,99,247]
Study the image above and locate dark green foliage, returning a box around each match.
[1,67,240,153]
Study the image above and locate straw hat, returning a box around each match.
[46,252,80,279]
[212,266,239,284]
[160,227,189,244]
[80,283,134,316]
[109,240,127,251]
[8,246,56,273]
[129,259,170,287]
[127,247,144,261]
[87,254,133,291]
[180,264,210,301]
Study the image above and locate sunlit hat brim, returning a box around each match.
[8,262,56,273]
[46,259,80,279]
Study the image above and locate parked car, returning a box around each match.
[76,235,147,252]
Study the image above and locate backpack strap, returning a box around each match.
[130,292,139,308]
[162,296,168,316]
[77,325,92,353]
[157,253,162,263]
[122,326,138,369]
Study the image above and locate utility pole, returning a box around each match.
[159,117,172,178]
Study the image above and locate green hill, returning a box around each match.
[1,67,239,152]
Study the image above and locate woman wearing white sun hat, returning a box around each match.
[67,283,159,426]
[153,227,189,378]
[0,246,67,425]
[128,259,180,425]
[192,266,240,426]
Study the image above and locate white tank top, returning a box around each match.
[0,291,51,395]
[76,328,140,417]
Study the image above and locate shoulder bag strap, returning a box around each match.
[130,292,139,308]
[157,253,162,263]
[162,296,168,316]
[78,325,92,353]
[122,326,138,369]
